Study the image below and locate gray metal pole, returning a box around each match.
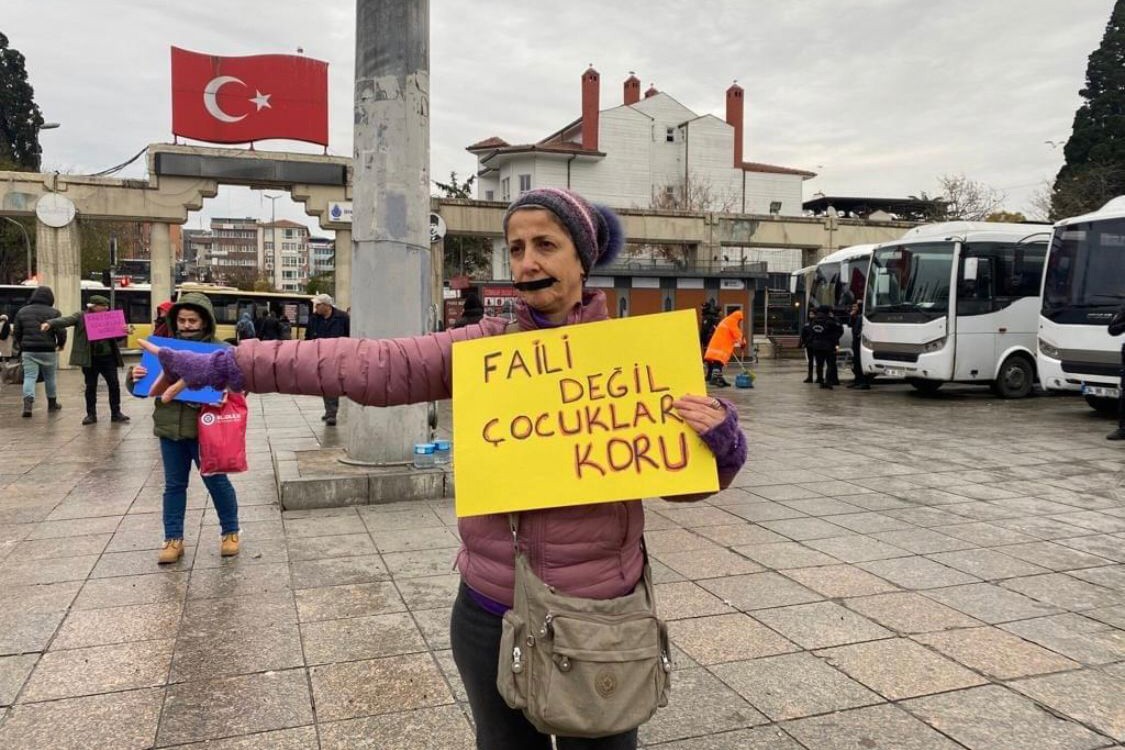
[344,0,431,465]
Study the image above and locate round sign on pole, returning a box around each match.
[35,193,77,228]
[429,213,447,244]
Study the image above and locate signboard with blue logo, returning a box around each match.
[327,201,352,224]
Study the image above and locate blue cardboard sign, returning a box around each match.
[132,336,225,405]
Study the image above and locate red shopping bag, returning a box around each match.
[198,392,249,476]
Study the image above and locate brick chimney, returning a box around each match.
[644,83,659,99]
[624,72,641,105]
[582,66,600,151]
[725,81,744,167]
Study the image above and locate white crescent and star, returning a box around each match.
[202,76,272,123]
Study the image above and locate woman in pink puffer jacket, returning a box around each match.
[141,188,747,750]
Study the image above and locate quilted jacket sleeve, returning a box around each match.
[232,317,511,407]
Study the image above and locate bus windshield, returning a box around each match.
[866,242,952,321]
[1042,219,1125,322]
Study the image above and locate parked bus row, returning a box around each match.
[794,197,1125,415]
[0,282,315,351]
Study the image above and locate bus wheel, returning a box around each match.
[1085,394,1118,416]
[995,355,1034,399]
[908,378,943,394]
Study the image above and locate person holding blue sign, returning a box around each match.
[136,188,746,747]
[127,292,240,564]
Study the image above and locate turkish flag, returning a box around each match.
[171,47,328,146]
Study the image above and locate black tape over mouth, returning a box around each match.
[512,277,558,291]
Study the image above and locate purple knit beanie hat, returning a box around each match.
[502,188,625,273]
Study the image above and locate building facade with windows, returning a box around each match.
[467,69,814,215]
[309,236,335,277]
[259,220,311,292]
[207,218,259,283]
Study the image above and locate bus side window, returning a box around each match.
[957,256,994,316]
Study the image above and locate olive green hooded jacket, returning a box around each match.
[128,292,223,440]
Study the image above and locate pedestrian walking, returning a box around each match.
[699,299,720,348]
[1107,305,1125,440]
[257,309,282,341]
[846,301,870,390]
[809,304,843,389]
[703,309,746,388]
[799,309,815,383]
[0,314,12,362]
[41,294,130,425]
[138,187,747,749]
[12,286,66,418]
[305,293,350,425]
[278,314,292,340]
[235,311,256,343]
[127,293,240,563]
[153,300,173,338]
[452,290,484,328]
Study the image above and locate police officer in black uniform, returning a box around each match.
[799,309,815,383]
[810,305,843,389]
[847,301,870,390]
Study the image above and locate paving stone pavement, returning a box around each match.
[0,361,1123,749]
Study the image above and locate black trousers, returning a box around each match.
[805,348,814,379]
[323,396,339,418]
[1118,347,1125,430]
[814,349,832,383]
[851,343,866,384]
[83,355,121,416]
[449,582,639,750]
[704,360,724,381]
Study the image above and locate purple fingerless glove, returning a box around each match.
[699,398,747,473]
[156,348,245,392]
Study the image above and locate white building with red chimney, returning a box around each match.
[467,68,814,215]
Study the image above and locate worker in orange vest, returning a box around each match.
[703,309,746,387]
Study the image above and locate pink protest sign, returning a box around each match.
[84,309,127,341]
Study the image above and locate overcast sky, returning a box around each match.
[4,0,1116,238]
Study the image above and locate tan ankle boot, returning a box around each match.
[158,539,184,564]
[220,533,240,557]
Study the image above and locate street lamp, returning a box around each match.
[264,193,283,291]
[2,216,32,281]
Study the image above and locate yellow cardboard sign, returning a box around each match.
[452,309,719,517]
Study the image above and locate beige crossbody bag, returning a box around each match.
[496,512,672,738]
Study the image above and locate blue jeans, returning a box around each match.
[159,437,239,540]
[22,351,58,400]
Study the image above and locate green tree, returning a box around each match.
[1051,1,1125,218]
[0,33,45,281]
[0,216,33,283]
[0,32,43,171]
[305,271,334,295]
[433,171,493,279]
[985,210,1028,223]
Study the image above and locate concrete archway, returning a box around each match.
[0,144,353,366]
